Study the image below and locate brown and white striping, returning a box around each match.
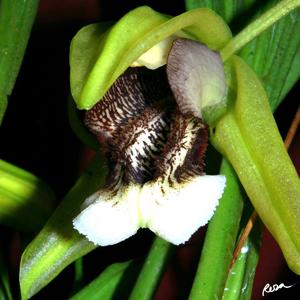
[84,66,208,190]
[73,38,227,246]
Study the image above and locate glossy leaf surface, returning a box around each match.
[0,160,55,231]
[20,155,107,299]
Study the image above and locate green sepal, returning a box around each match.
[212,55,300,274]
[70,6,232,110]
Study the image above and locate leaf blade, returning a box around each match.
[0,0,39,123]
[19,155,107,299]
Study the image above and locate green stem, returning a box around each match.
[70,260,142,300]
[129,238,174,300]
[221,0,300,61]
[188,160,244,300]
[72,257,84,293]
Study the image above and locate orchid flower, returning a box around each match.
[73,38,227,246]
[71,3,300,273]
[70,5,300,273]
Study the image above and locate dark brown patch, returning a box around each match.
[154,109,208,184]
[84,67,173,139]
[84,66,208,190]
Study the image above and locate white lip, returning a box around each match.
[139,175,226,244]
[73,174,226,246]
[73,184,141,246]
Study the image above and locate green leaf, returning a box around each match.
[70,260,142,300]
[238,2,300,111]
[221,239,249,300]
[0,251,13,300]
[70,6,232,110]
[221,223,261,300]
[237,222,261,300]
[185,0,254,24]
[72,257,84,293]
[0,160,55,231]
[0,0,39,124]
[19,154,107,300]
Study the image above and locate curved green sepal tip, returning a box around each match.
[70,6,232,110]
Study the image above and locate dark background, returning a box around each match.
[0,0,299,299]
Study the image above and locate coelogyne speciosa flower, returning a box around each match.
[73,38,226,246]
[70,5,300,274]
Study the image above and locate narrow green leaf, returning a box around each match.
[70,260,142,300]
[239,2,300,110]
[0,0,40,124]
[220,223,261,300]
[221,240,249,300]
[185,0,256,24]
[0,160,55,231]
[238,222,261,300]
[0,251,13,300]
[280,42,300,99]
[0,95,7,124]
[19,154,107,300]
[72,257,84,293]
[220,0,300,62]
[129,238,174,300]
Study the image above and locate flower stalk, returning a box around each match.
[221,0,300,61]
